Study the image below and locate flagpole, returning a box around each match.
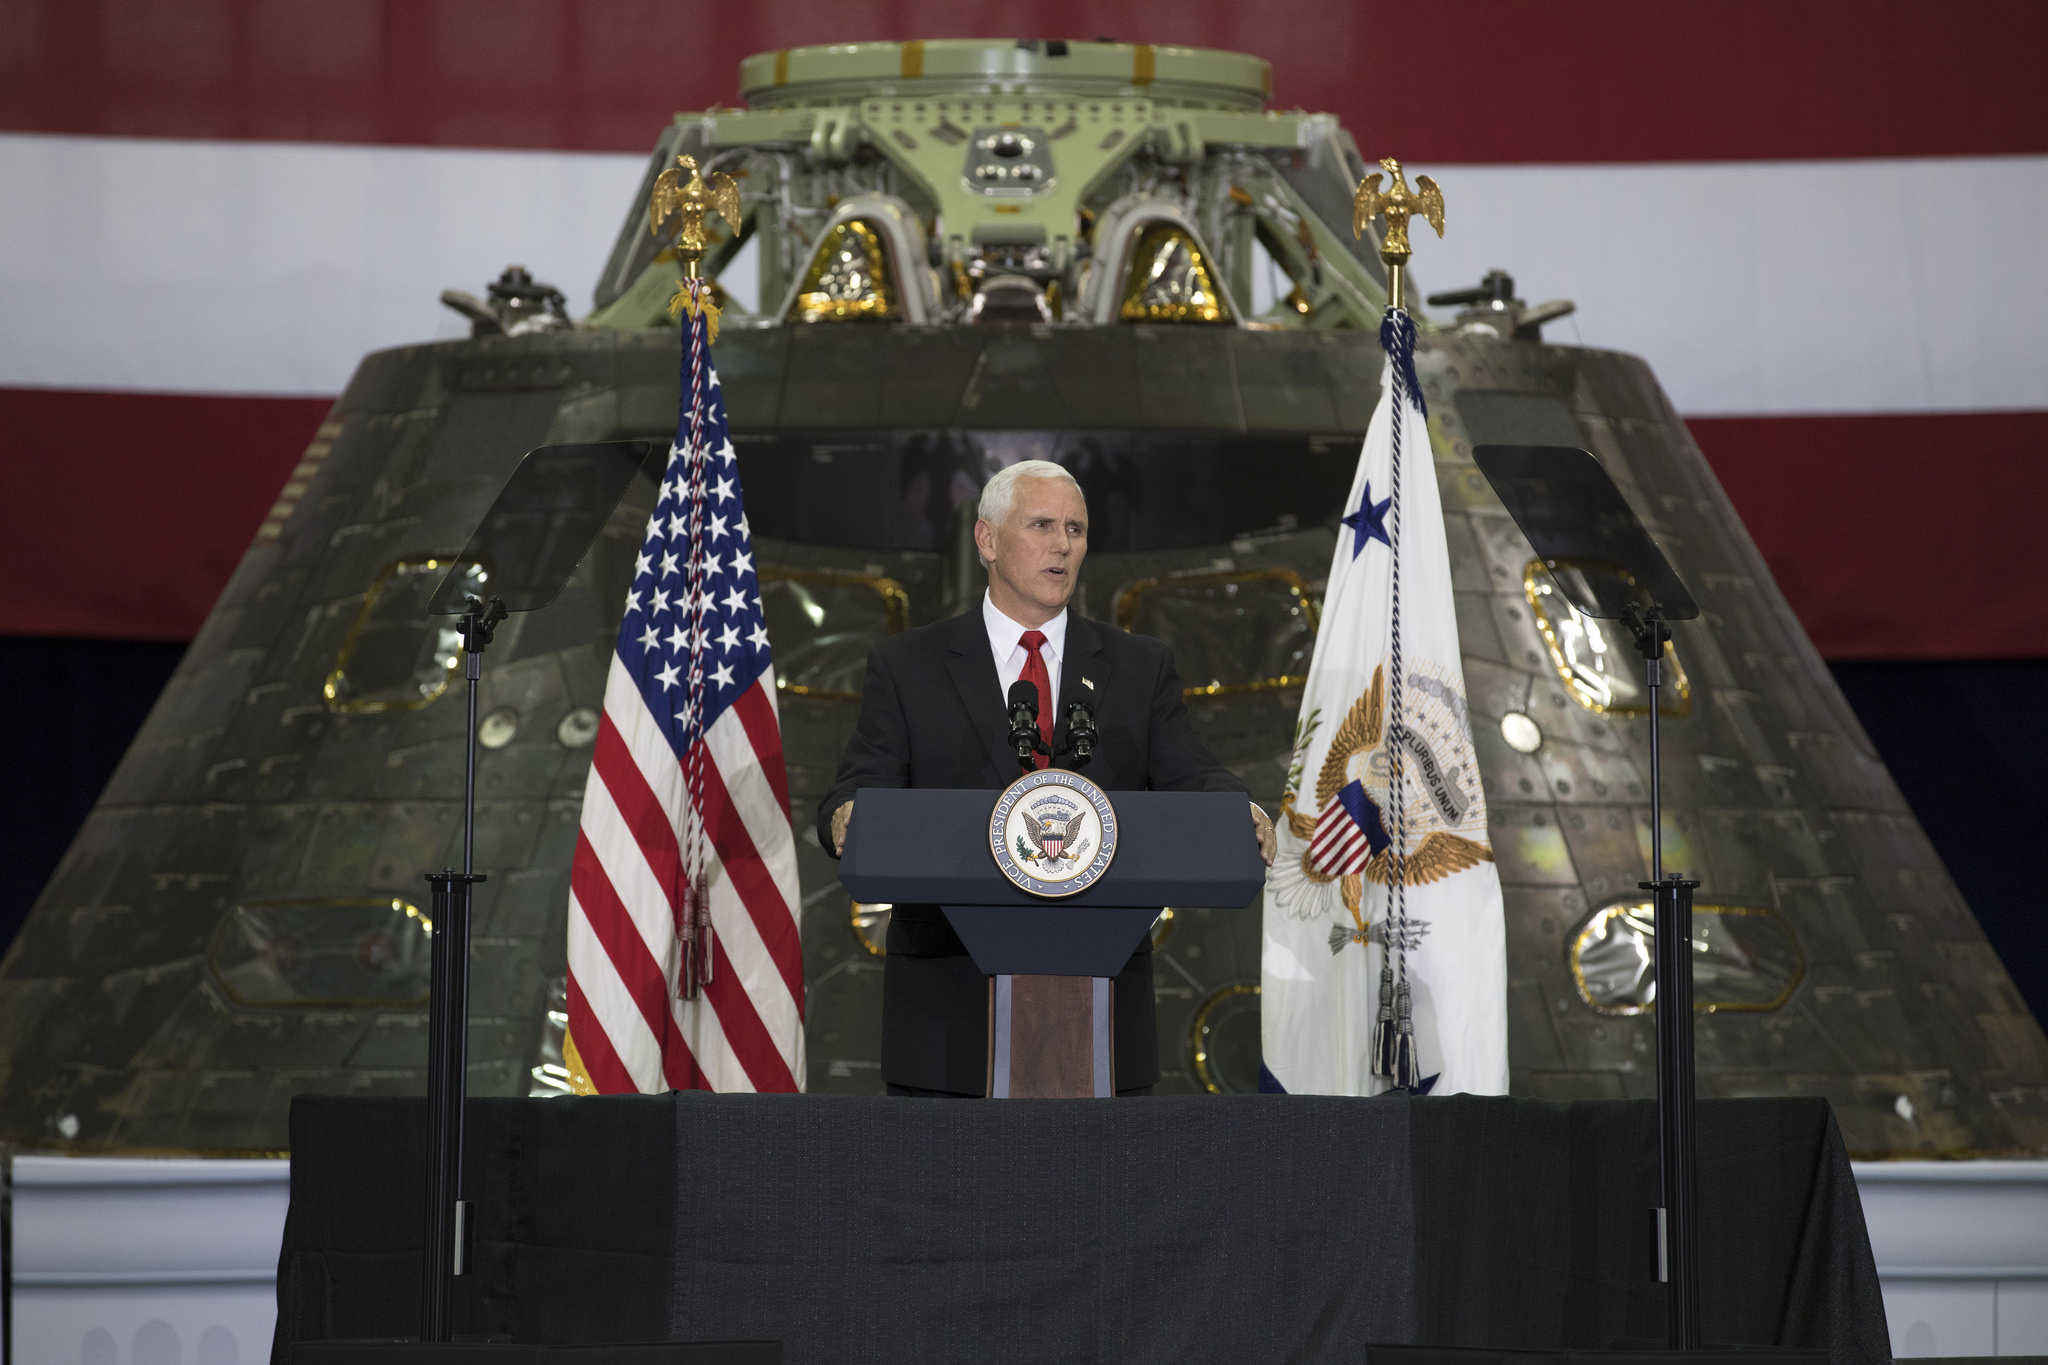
[647,154,741,1023]
[1353,158,1445,1092]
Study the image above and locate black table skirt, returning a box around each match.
[274,1094,1888,1365]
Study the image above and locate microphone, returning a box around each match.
[1006,680,1043,772]
[1059,699,1097,769]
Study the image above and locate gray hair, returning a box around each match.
[976,459,1082,530]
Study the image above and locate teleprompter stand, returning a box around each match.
[1473,444,1706,1351]
[839,789,1264,1097]
[416,439,659,1343]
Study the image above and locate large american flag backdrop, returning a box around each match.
[564,294,805,1094]
[5,2,2044,662]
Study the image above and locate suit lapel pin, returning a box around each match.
[1082,677,1095,691]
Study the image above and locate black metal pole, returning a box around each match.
[421,600,496,1342]
[462,641,480,879]
[1636,610,1702,1350]
[1647,650,1662,886]
[1653,874,1704,1349]
[419,868,472,1342]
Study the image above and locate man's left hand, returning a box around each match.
[1250,803,1276,867]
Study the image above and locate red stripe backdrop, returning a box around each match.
[11,389,2043,658]
[1690,412,2048,661]
[4,0,2045,160]
[4,1,2046,654]
[0,389,328,640]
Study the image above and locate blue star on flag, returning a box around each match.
[1343,480,1392,559]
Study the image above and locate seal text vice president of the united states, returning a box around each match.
[818,460,1278,1097]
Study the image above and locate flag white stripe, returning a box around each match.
[0,133,643,396]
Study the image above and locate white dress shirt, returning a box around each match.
[983,591,1065,710]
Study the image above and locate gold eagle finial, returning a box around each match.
[649,154,741,280]
[650,154,741,336]
[1351,157,1445,310]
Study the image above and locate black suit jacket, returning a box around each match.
[818,608,1248,1093]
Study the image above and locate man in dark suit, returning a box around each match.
[818,459,1277,1096]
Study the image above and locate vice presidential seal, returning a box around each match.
[990,768,1119,897]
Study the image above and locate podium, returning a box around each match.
[839,787,1263,1098]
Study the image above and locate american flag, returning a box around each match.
[564,292,805,1094]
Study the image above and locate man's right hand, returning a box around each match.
[830,799,855,856]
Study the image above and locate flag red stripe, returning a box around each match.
[569,831,685,1076]
[564,970,637,1096]
[731,682,791,822]
[696,750,806,1011]
[700,934,798,1092]
[661,1024,706,1093]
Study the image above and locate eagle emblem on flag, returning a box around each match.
[1277,663,1492,932]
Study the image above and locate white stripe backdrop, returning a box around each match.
[1422,155,2048,416]
[0,132,644,395]
[4,133,2044,416]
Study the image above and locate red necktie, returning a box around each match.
[1019,630,1052,769]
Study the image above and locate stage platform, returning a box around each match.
[275,1094,1888,1365]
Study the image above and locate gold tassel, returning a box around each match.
[561,1027,597,1096]
[666,281,722,342]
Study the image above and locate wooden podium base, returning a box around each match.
[987,974,1113,1098]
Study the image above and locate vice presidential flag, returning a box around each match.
[1261,309,1507,1097]
[565,287,805,1093]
